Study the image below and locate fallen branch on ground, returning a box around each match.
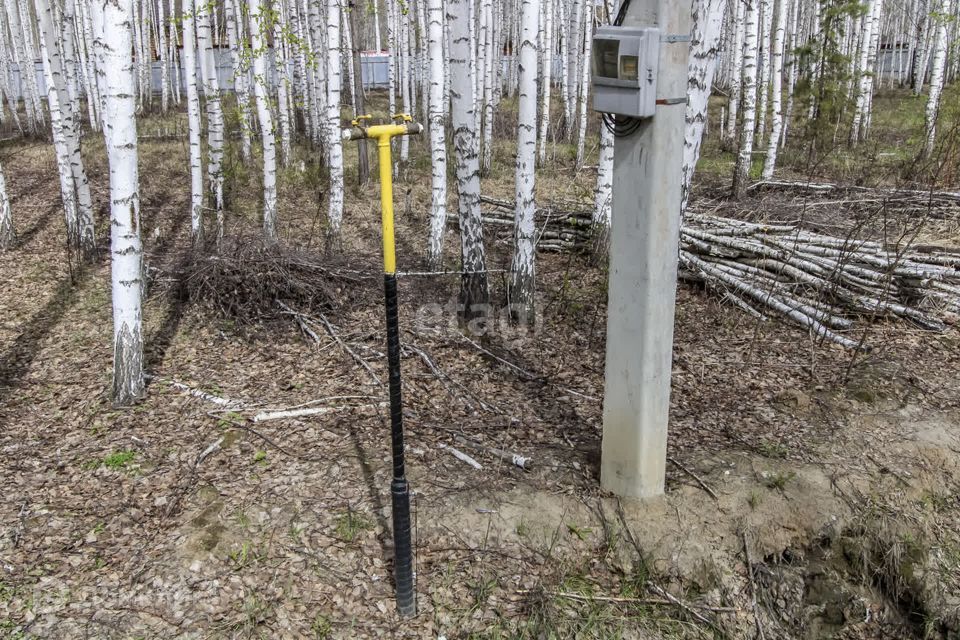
[438,443,483,470]
[454,434,531,469]
[252,402,387,423]
[151,376,246,408]
[517,589,737,612]
[668,456,719,501]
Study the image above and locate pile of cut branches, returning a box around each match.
[478,195,594,252]
[477,197,960,348]
[679,214,960,348]
[175,237,369,326]
[749,180,960,216]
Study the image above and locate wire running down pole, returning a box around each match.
[343,114,423,618]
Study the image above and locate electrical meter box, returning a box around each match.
[591,26,660,118]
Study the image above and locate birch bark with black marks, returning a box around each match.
[274,0,293,167]
[574,5,592,171]
[426,0,447,270]
[249,0,278,242]
[537,0,553,163]
[226,0,252,161]
[91,0,145,405]
[849,0,879,144]
[448,0,489,321]
[761,0,785,179]
[5,0,43,134]
[183,0,204,244]
[326,0,345,250]
[682,0,728,212]
[732,0,760,199]
[724,0,745,143]
[0,160,14,250]
[196,0,225,242]
[36,0,96,260]
[481,0,495,172]
[509,0,539,321]
[924,0,951,156]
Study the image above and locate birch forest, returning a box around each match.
[2,0,960,635]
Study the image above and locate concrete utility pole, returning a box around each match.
[600,0,691,498]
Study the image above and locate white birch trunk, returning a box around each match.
[563,0,581,139]
[732,0,760,198]
[426,0,447,270]
[849,0,878,144]
[76,0,100,130]
[400,4,411,162]
[169,0,181,105]
[913,3,931,94]
[92,0,145,405]
[761,0,785,179]
[157,0,169,112]
[36,0,96,258]
[5,0,43,133]
[724,0,745,143]
[754,0,770,140]
[327,0,344,249]
[226,0,252,161]
[481,0,495,172]
[182,0,204,243]
[574,6,592,170]
[924,0,952,156]
[196,0,225,242]
[274,0,293,166]
[780,0,799,147]
[509,0,539,319]
[0,160,13,249]
[249,0,278,242]
[537,0,553,163]
[682,0,728,212]
[448,0,489,318]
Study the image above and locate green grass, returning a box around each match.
[84,450,137,471]
[333,509,372,543]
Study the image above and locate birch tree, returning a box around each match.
[327,0,345,250]
[426,0,447,270]
[574,5,593,170]
[682,0,728,212]
[35,0,96,259]
[924,0,952,156]
[732,0,761,199]
[0,160,13,250]
[849,0,879,145]
[92,0,145,405]
[249,0,278,242]
[538,0,553,163]
[448,0,489,321]
[5,0,44,134]
[226,0,252,161]
[761,0,785,178]
[274,0,293,166]
[724,0,745,143]
[182,0,204,244]
[196,0,225,241]
[509,0,539,320]
[481,0,495,172]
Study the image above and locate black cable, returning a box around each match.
[602,112,643,138]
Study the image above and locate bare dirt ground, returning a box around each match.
[1,109,960,640]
